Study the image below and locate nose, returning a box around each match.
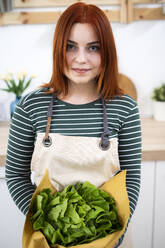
[75,48,87,63]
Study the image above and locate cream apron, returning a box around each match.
[30,95,133,248]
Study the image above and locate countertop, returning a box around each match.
[141,118,165,161]
[0,118,165,166]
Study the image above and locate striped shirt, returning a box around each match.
[5,87,142,225]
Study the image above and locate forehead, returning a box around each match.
[68,23,99,43]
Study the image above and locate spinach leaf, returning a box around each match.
[30,181,122,247]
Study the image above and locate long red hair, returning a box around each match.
[42,2,123,99]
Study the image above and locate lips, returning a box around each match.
[72,68,90,73]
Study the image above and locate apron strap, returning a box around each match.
[43,94,56,146]
[99,97,111,150]
[43,94,111,150]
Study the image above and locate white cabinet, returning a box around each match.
[131,162,155,248]
[0,167,25,248]
[153,161,165,248]
[131,161,165,248]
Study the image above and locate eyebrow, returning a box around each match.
[67,40,100,45]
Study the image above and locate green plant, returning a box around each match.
[0,71,35,97]
[152,83,165,102]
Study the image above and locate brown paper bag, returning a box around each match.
[22,170,130,248]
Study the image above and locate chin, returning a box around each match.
[68,76,95,85]
[72,80,93,85]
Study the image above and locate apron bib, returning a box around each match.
[30,95,133,248]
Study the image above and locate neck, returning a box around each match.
[59,81,100,104]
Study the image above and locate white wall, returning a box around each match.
[113,20,165,118]
[0,8,165,120]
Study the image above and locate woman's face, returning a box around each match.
[64,23,101,86]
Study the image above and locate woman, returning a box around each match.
[5,2,142,247]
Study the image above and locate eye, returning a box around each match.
[88,45,100,52]
[66,44,76,51]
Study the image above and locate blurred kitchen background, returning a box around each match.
[0,2,165,119]
[0,1,165,248]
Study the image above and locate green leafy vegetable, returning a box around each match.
[30,182,122,247]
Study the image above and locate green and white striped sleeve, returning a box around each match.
[5,101,36,215]
[117,101,142,247]
[118,102,142,217]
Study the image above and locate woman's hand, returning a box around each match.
[112,242,118,248]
